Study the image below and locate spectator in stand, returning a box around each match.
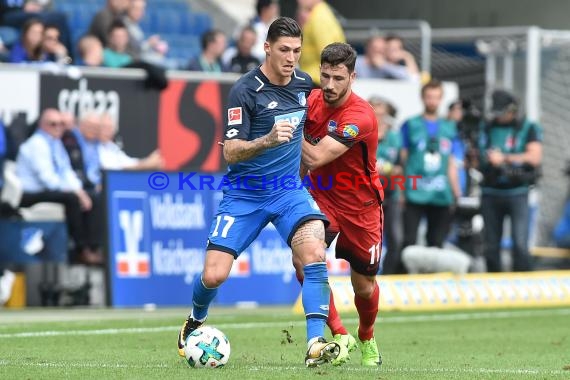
[187,29,227,73]
[61,112,105,259]
[16,109,103,265]
[89,0,129,46]
[296,0,345,86]
[62,113,102,193]
[122,0,168,66]
[384,34,420,81]
[78,35,104,67]
[9,18,45,63]
[250,0,279,63]
[98,113,163,170]
[102,20,133,68]
[356,35,415,80]
[226,25,260,74]
[0,0,73,58]
[41,23,69,64]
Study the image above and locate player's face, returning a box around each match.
[265,37,302,78]
[422,87,443,115]
[320,63,355,106]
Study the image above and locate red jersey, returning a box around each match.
[305,89,383,213]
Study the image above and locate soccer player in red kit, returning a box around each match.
[297,42,383,366]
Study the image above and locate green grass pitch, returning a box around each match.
[0,306,569,379]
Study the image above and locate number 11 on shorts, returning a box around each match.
[212,215,235,238]
[368,242,381,265]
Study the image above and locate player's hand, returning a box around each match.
[267,121,295,147]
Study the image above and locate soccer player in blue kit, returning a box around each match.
[177,17,341,367]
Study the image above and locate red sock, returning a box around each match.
[355,282,379,341]
[327,292,348,335]
[296,272,347,335]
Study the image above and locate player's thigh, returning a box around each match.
[207,197,269,257]
[271,189,328,264]
[271,189,328,246]
[312,197,340,247]
[336,206,383,276]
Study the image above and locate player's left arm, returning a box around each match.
[302,136,349,170]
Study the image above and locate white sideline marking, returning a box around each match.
[249,366,569,375]
[0,361,566,376]
[0,308,569,339]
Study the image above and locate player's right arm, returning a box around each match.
[224,122,296,164]
[223,83,296,164]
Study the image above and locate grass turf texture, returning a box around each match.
[0,307,569,379]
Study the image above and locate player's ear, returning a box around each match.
[350,71,356,83]
[264,41,270,56]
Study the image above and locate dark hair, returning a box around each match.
[107,19,127,36]
[43,23,60,34]
[320,42,357,73]
[266,17,301,43]
[369,96,398,118]
[21,18,44,60]
[385,33,403,43]
[201,29,224,50]
[256,0,277,16]
[421,78,443,97]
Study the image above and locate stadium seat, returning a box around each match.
[151,9,184,35]
[184,12,212,36]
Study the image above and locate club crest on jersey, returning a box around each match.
[228,107,242,126]
[298,92,307,106]
[342,124,359,138]
[328,120,337,132]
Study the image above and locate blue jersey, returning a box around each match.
[223,67,313,198]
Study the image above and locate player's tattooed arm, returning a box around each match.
[223,122,296,164]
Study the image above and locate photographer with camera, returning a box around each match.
[479,89,543,272]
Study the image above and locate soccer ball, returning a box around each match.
[184,326,231,368]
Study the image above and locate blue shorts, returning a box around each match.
[206,188,328,257]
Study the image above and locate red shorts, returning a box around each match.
[317,199,383,276]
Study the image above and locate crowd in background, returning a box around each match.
[0,0,421,79]
[0,0,558,302]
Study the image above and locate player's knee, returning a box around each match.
[352,276,377,299]
[201,268,228,288]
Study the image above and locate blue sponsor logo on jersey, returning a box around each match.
[274,110,306,128]
[342,124,359,138]
[328,120,337,132]
[298,92,307,106]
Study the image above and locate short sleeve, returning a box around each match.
[526,122,543,143]
[327,109,371,148]
[224,85,253,141]
[400,121,410,149]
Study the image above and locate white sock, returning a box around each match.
[307,336,321,350]
[189,310,207,323]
